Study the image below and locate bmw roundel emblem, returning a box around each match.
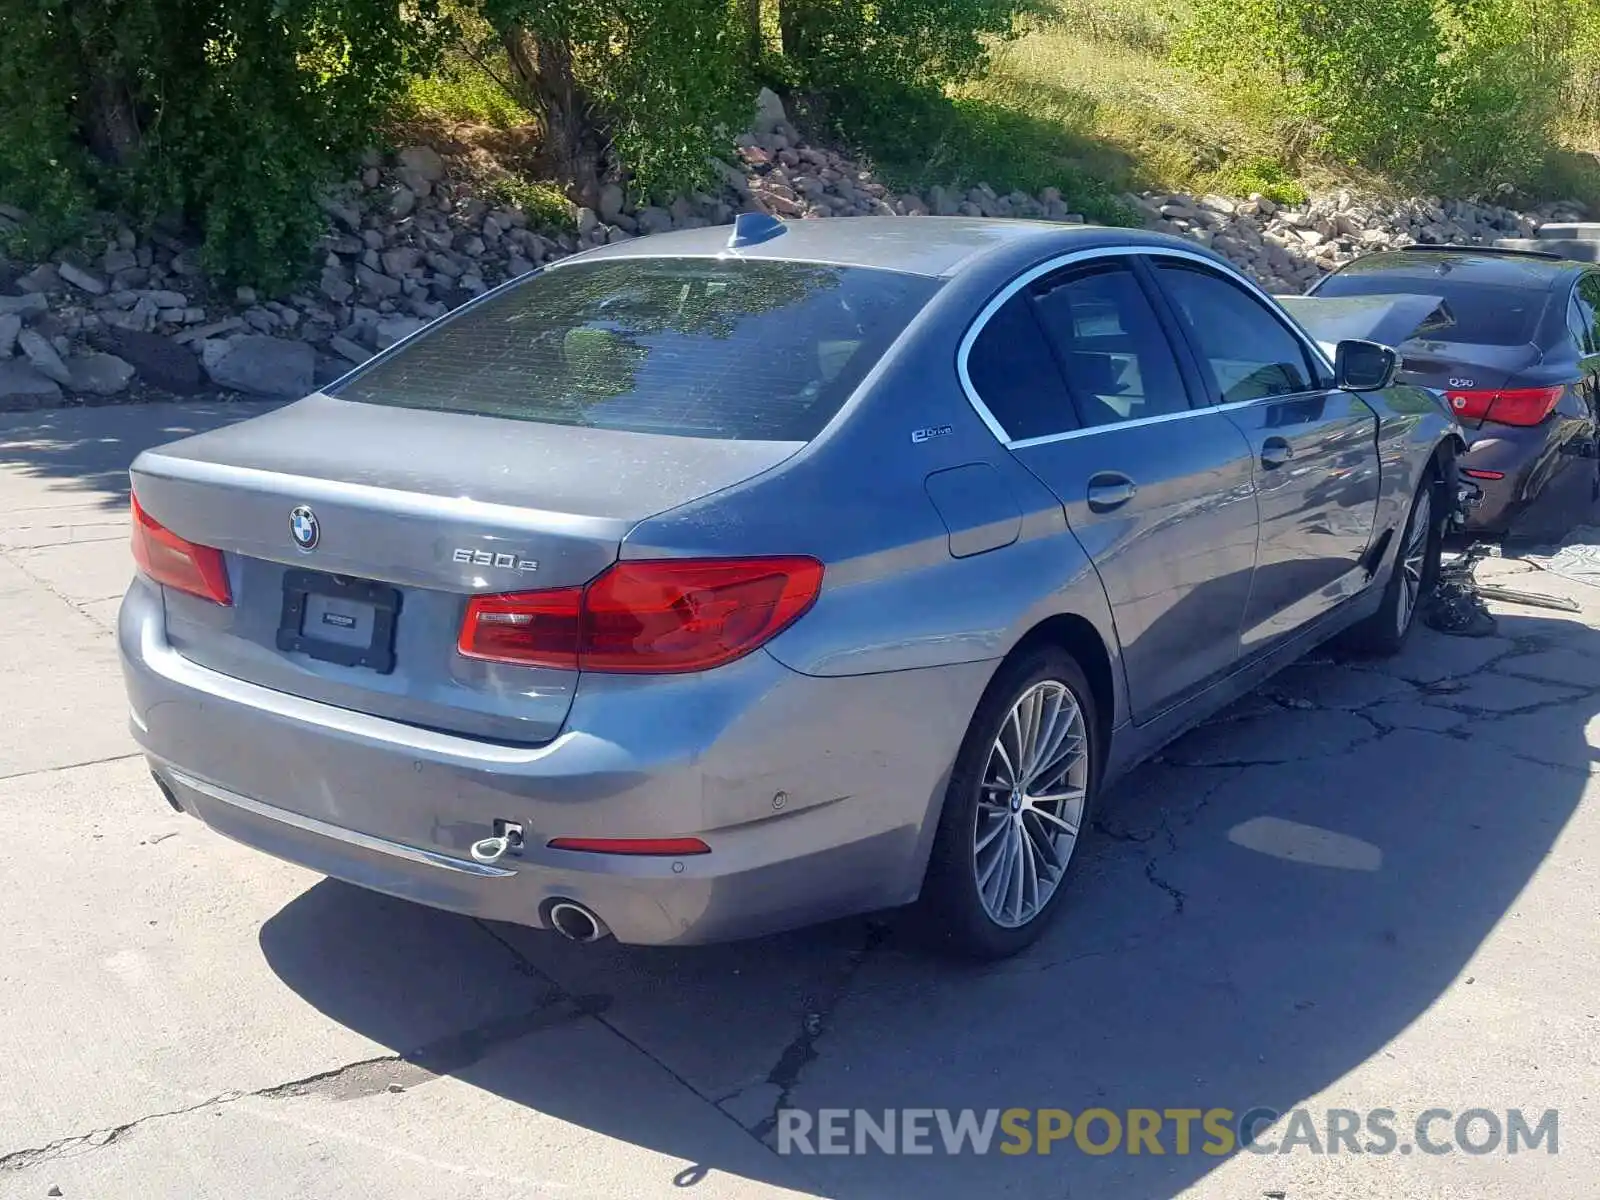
[289,505,320,551]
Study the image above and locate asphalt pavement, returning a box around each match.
[1,402,1597,1199]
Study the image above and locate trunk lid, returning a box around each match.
[132,393,801,744]
[1276,292,1544,418]
[1276,292,1457,361]
[1387,338,1543,394]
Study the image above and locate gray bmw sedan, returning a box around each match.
[119,216,1465,958]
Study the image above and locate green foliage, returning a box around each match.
[785,0,1033,135]
[842,89,1136,224]
[483,177,575,231]
[398,1,529,129]
[0,0,448,291]
[1176,0,1594,194]
[12,0,1592,302]
[406,56,530,130]
[1568,5,1600,126]
[1213,156,1308,207]
[478,0,751,200]
[0,3,100,254]
[1045,0,1183,54]
[1432,1,1567,188]
[787,0,1031,93]
[779,0,1143,217]
[1178,0,1435,172]
[598,1,751,199]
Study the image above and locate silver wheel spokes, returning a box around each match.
[973,680,1089,929]
[1397,488,1432,635]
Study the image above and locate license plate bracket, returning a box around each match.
[277,569,401,675]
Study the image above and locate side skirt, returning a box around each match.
[1101,580,1387,787]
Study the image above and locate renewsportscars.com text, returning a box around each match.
[776,1107,1559,1157]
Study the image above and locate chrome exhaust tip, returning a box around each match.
[547,900,609,943]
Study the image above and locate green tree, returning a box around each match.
[0,0,447,288]
[477,0,751,204]
[1178,0,1442,173]
[778,0,1031,128]
[1177,0,1592,192]
[464,0,1039,207]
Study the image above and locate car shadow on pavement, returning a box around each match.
[0,399,277,509]
[258,606,1599,1199]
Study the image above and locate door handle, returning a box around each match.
[1261,437,1293,470]
[1087,473,1138,513]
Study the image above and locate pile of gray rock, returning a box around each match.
[1134,190,1578,294]
[0,87,1588,408]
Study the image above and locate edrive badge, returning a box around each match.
[289,505,320,551]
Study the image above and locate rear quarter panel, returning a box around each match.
[619,269,1130,727]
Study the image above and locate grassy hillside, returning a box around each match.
[849,0,1600,211]
[397,0,1600,218]
[959,0,1316,201]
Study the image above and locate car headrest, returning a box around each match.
[1064,351,1126,395]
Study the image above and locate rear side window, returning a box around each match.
[1156,261,1319,401]
[966,294,1078,441]
[1314,273,1549,348]
[1576,274,1600,354]
[1568,293,1593,355]
[1029,261,1190,428]
[332,259,941,441]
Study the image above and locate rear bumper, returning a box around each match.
[119,579,991,945]
[1458,421,1574,532]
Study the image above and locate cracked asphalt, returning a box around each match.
[3,403,1599,1199]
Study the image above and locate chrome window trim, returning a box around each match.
[957,244,1338,449]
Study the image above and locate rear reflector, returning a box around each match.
[130,495,232,605]
[1445,385,1564,427]
[547,837,712,856]
[459,556,823,674]
[1461,468,1506,481]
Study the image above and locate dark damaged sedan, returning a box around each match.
[1311,247,1600,533]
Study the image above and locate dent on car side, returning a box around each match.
[1369,384,1467,523]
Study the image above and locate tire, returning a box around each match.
[917,647,1100,960]
[1343,471,1444,658]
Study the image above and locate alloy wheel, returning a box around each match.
[1395,487,1433,636]
[972,680,1089,928]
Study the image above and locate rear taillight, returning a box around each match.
[1445,385,1564,427]
[457,587,584,670]
[130,494,232,605]
[458,556,823,674]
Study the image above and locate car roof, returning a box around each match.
[552,216,1208,279]
[1326,248,1585,293]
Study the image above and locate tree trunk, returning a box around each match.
[80,72,141,166]
[745,0,764,62]
[501,24,602,205]
[778,0,816,61]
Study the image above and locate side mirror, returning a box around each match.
[1335,339,1399,391]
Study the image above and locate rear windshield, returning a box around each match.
[331,258,941,441]
[1313,274,1548,347]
